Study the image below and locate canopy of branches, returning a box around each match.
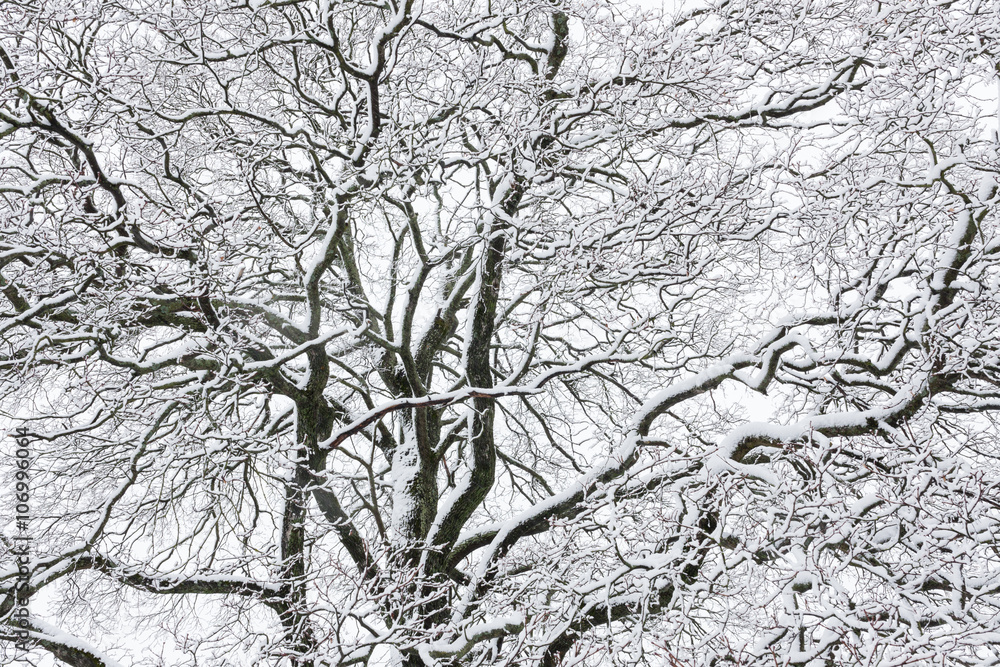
[2,0,1000,666]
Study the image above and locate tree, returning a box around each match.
[1,0,1000,664]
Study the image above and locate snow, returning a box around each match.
[931,209,974,292]
[419,613,525,662]
[851,495,884,517]
[630,356,754,430]
[925,156,964,182]
[389,421,421,543]
[6,1,1000,665]
[30,618,126,667]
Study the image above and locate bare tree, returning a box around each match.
[2,0,1000,665]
